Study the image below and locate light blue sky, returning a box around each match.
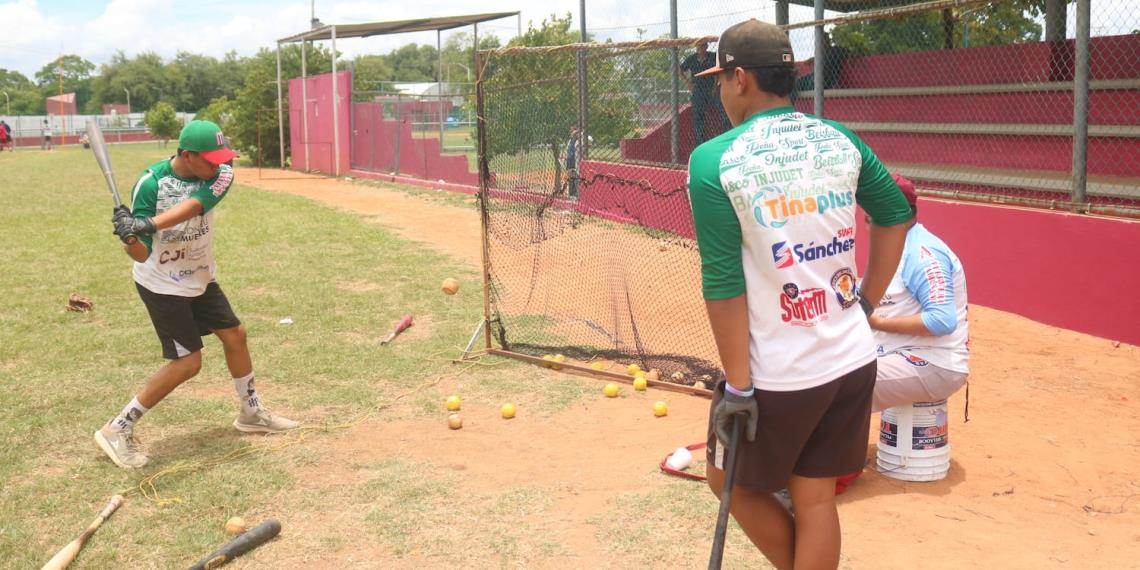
[1,0,1133,80]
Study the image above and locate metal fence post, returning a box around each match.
[1072,0,1090,206]
[813,0,825,118]
[670,0,680,165]
[578,0,588,160]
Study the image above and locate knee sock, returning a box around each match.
[234,372,260,414]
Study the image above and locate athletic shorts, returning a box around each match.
[705,360,877,493]
[136,282,241,360]
[873,351,967,413]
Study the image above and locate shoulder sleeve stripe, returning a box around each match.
[131,171,154,206]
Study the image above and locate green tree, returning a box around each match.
[34,55,96,111]
[0,69,41,114]
[195,96,233,130]
[229,44,333,166]
[88,52,169,114]
[832,1,1045,56]
[482,13,637,190]
[144,101,182,147]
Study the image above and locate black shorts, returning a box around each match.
[706,360,877,493]
[136,282,241,360]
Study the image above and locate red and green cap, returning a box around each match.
[178,120,237,165]
[696,19,794,77]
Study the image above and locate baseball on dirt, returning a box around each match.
[653,401,668,417]
[633,377,648,391]
[224,517,247,536]
[448,413,463,430]
[501,403,517,419]
[446,395,461,411]
[626,363,641,376]
[589,361,606,371]
[441,278,460,295]
[603,382,620,398]
[693,380,707,391]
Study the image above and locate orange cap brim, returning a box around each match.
[695,66,724,77]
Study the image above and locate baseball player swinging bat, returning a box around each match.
[41,494,124,570]
[85,119,137,244]
[189,518,281,569]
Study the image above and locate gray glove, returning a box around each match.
[113,214,155,244]
[713,387,759,444]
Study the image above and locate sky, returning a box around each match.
[1,0,1133,80]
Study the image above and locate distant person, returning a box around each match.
[681,41,729,145]
[0,120,11,151]
[867,174,969,412]
[80,132,91,149]
[562,126,591,198]
[792,32,848,104]
[41,120,52,151]
[95,120,299,470]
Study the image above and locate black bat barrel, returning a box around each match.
[189,519,281,570]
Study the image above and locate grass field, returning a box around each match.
[0,143,755,568]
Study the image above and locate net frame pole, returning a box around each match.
[1071,0,1090,206]
[332,25,341,176]
[488,349,712,397]
[577,0,588,160]
[475,51,494,352]
[813,0,825,117]
[276,42,285,168]
[670,0,680,165]
[438,29,445,147]
[776,0,789,26]
[301,40,310,171]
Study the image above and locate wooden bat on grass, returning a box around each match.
[41,494,124,570]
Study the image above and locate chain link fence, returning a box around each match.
[0,112,178,150]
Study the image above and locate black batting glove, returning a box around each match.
[713,385,759,444]
[112,205,131,224]
[113,216,156,244]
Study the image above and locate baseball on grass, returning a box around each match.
[448,413,463,430]
[224,516,247,536]
[653,401,668,417]
[633,377,648,391]
[441,278,460,295]
[603,382,620,398]
[445,395,461,411]
[501,403,517,419]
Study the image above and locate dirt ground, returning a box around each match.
[236,168,1140,569]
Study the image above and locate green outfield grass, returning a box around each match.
[0,143,765,568]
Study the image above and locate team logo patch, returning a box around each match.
[215,131,225,146]
[210,168,233,197]
[772,242,794,269]
[903,353,929,367]
[830,267,858,309]
[779,283,828,327]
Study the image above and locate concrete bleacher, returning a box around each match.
[619,35,1140,201]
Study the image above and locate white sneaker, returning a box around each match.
[233,409,300,433]
[94,425,149,469]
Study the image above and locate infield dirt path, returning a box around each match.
[238,168,1140,569]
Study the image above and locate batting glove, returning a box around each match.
[113,216,156,243]
[713,384,759,444]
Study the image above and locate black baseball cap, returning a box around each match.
[696,19,794,77]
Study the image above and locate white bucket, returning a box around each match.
[877,399,951,482]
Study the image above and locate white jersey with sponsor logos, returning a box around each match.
[873,223,970,373]
[129,159,234,297]
[688,107,913,391]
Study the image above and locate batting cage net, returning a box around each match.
[474,0,1140,387]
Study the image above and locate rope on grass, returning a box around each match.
[122,349,505,507]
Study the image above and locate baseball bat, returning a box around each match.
[189,518,281,570]
[86,120,138,245]
[41,494,125,570]
[380,314,414,345]
[708,416,742,570]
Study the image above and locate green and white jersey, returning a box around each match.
[688,106,913,391]
[129,159,234,297]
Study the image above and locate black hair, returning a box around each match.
[746,66,797,98]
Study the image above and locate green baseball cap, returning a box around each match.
[178,120,237,165]
[696,19,794,77]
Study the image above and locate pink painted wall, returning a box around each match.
[350,101,478,186]
[853,199,1140,345]
[573,161,1139,345]
[288,70,351,175]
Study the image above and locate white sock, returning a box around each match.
[234,372,260,414]
[108,397,149,432]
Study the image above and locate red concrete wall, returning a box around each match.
[853,199,1140,345]
[288,70,352,175]
[569,161,1139,345]
[350,101,478,186]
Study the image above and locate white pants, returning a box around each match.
[873,351,968,413]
